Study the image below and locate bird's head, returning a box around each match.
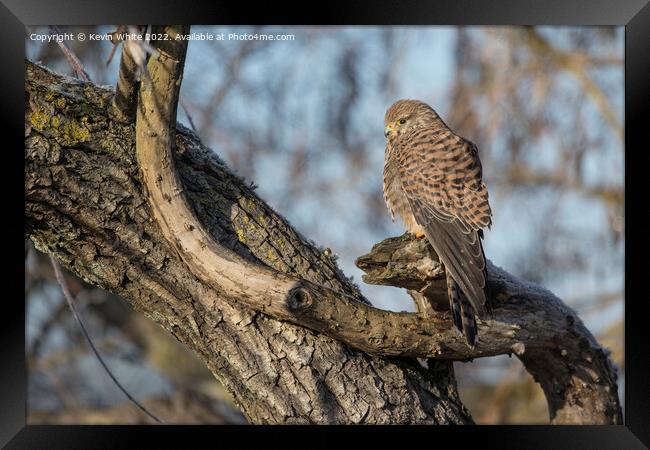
[384,99,442,142]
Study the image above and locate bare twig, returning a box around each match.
[49,256,165,424]
[49,26,90,82]
[181,101,199,135]
[42,31,165,424]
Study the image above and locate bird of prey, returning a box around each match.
[382,99,492,347]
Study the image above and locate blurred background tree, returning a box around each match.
[25,25,623,424]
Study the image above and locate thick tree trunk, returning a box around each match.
[25,61,472,424]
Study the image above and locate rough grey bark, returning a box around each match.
[25,60,472,424]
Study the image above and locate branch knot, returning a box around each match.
[287,287,313,311]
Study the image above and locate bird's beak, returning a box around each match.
[384,125,393,138]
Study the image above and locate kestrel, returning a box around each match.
[382,99,492,347]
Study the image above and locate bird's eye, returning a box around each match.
[398,118,406,125]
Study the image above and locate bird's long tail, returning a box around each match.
[446,268,478,348]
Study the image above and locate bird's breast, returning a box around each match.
[383,149,424,235]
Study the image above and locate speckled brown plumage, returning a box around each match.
[382,99,492,346]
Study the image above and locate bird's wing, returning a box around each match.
[396,128,492,316]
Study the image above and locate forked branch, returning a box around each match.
[134,25,621,425]
[24,25,622,423]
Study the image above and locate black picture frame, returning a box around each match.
[4,1,649,448]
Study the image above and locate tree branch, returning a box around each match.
[356,234,622,424]
[50,256,165,424]
[133,24,621,423]
[25,59,471,424]
[26,37,622,422]
[110,39,139,123]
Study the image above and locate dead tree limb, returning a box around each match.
[356,235,622,424]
